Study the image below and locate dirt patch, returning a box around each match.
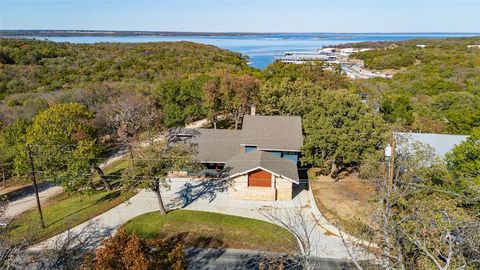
[310,173,374,235]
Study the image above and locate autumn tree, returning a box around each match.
[89,229,185,270]
[302,92,387,176]
[202,78,222,129]
[220,74,260,129]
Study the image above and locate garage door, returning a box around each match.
[248,169,272,187]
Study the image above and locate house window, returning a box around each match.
[244,145,257,153]
[248,169,272,187]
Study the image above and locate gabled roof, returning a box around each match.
[241,115,303,151]
[190,128,242,163]
[395,132,468,158]
[225,150,299,184]
[184,115,303,163]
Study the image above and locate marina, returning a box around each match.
[9,33,479,70]
[275,47,393,79]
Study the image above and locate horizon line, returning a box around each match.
[1,29,480,35]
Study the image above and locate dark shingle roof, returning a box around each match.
[225,150,299,183]
[180,115,303,180]
[241,115,303,151]
[191,129,242,163]
[188,115,303,163]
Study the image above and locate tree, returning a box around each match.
[106,92,161,144]
[20,103,109,192]
[202,79,222,129]
[86,229,185,270]
[352,140,480,269]
[0,119,28,179]
[220,74,260,129]
[121,138,198,215]
[446,127,480,207]
[155,78,205,128]
[302,92,387,176]
[0,199,37,270]
[446,127,480,184]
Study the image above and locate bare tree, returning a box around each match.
[0,199,38,270]
[259,204,325,270]
[352,139,480,270]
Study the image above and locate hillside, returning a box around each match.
[351,37,480,134]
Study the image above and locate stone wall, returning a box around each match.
[228,173,293,201]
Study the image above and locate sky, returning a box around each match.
[1,0,479,33]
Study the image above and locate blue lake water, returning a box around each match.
[22,33,479,69]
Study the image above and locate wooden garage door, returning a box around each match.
[248,169,272,187]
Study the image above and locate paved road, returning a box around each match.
[3,118,211,224]
[3,182,63,220]
[186,248,357,270]
[29,178,355,260]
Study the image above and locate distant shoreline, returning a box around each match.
[1,30,479,37]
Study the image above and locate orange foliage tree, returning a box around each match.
[83,229,185,270]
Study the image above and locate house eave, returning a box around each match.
[229,166,299,185]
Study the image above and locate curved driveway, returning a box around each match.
[29,178,353,259]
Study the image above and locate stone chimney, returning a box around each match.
[250,106,256,116]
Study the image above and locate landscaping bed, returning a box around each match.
[123,210,297,252]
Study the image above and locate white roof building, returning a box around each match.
[395,132,469,158]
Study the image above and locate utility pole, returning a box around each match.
[2,167,6,189]
[389,132,396,189]
[27,144,45,229]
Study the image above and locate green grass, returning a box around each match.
[9,190,134,243]
[124,210,297,252]
[103,157,130,176]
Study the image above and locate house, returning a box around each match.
[180,115,303,201]
[395,132,468,158]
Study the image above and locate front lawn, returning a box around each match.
[9,190,134,243]
[123,210,297,252]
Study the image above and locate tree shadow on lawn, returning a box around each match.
[166,175,231,209]
[5,182,58,201]
[45,191,121,228]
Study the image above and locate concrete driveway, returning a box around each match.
[3,182,63,220]
[29,178,353,260]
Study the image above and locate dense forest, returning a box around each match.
[1,37,480,172]
[1,37,479,269]
[352,37,480,134]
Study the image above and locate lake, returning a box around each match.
[21,33,479,69]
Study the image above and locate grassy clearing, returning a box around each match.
[308,168,373,235]
[124,210,297,252]
[9,190,135,243]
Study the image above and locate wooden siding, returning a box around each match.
[248,169,272,187]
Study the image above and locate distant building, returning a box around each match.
[416,44,427,48]
[395,132,468,158]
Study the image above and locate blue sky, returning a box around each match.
[1,0,479,32]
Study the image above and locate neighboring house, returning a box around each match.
[178,115,303,201]
[395,132,469,159]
